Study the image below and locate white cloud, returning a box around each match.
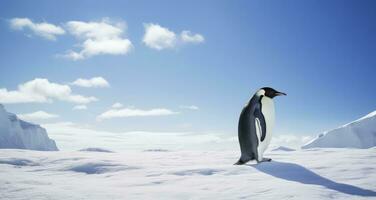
[111,102,123,109]
[179,105,199,110]
[71,77,110,88]
[64,19,133,60]
[97,107,178,121]
[0,78,97,104]
[63,51,84,60]
[143,23,177,50]
[73,105,87,110]
[18,111,59,121]
[10,18,65,40]
[142,23,204,50]
[180,31,204,44]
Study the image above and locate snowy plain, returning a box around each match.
[1,105,376,199]
[1,147,376,200]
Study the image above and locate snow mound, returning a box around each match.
[79,148,114,153]
[0,104,58,151]
[66,162,137,174]
[0,158,39,166]
[172,168,223,176]
[272,146,296,151]
[143,149,169,152]
[303,110,376,149]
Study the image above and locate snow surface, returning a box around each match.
[0,104,58,151]
[79,147,114,153]
[0,148,375,200]
[302,110,376,149]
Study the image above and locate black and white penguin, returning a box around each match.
[235,87,286,165]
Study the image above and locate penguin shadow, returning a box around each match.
[248,161,376,197]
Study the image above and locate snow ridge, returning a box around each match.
[303,110,376,149]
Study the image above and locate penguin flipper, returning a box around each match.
[254,106,266,142]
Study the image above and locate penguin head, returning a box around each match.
[258,87,286,98]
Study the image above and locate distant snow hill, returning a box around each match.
[303,110,376,149]
[79,148,114,153]
[272,146,295,152]
[0,104,58,151]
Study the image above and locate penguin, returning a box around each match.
[235,87,286,165]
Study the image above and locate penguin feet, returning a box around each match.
[263,157,272,162]
[234,157,254,165]
[257,158,272,163]
[234,159,246,165]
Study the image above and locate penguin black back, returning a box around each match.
[236,94,263,164]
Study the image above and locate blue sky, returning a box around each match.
[1,0,376,149]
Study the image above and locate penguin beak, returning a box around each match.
[275,91,287,96]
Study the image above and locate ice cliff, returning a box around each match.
[0,104,58,151]
[303,110,376,149]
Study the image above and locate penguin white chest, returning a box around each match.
[259,97,275,153]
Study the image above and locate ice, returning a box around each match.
[0,104,58,151]
[303,110,376,149]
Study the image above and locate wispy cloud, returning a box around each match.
[18,111,59,121]
[71,77,110,88]
[97,107,178,121]
[73,105,88,110]
[0,78,97,104]
[179,105,199,110]
[9,18,65,40]
[143,23,204,50]
[111,102,123,109]
[180,31,205,44]
[63,18,133,60]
